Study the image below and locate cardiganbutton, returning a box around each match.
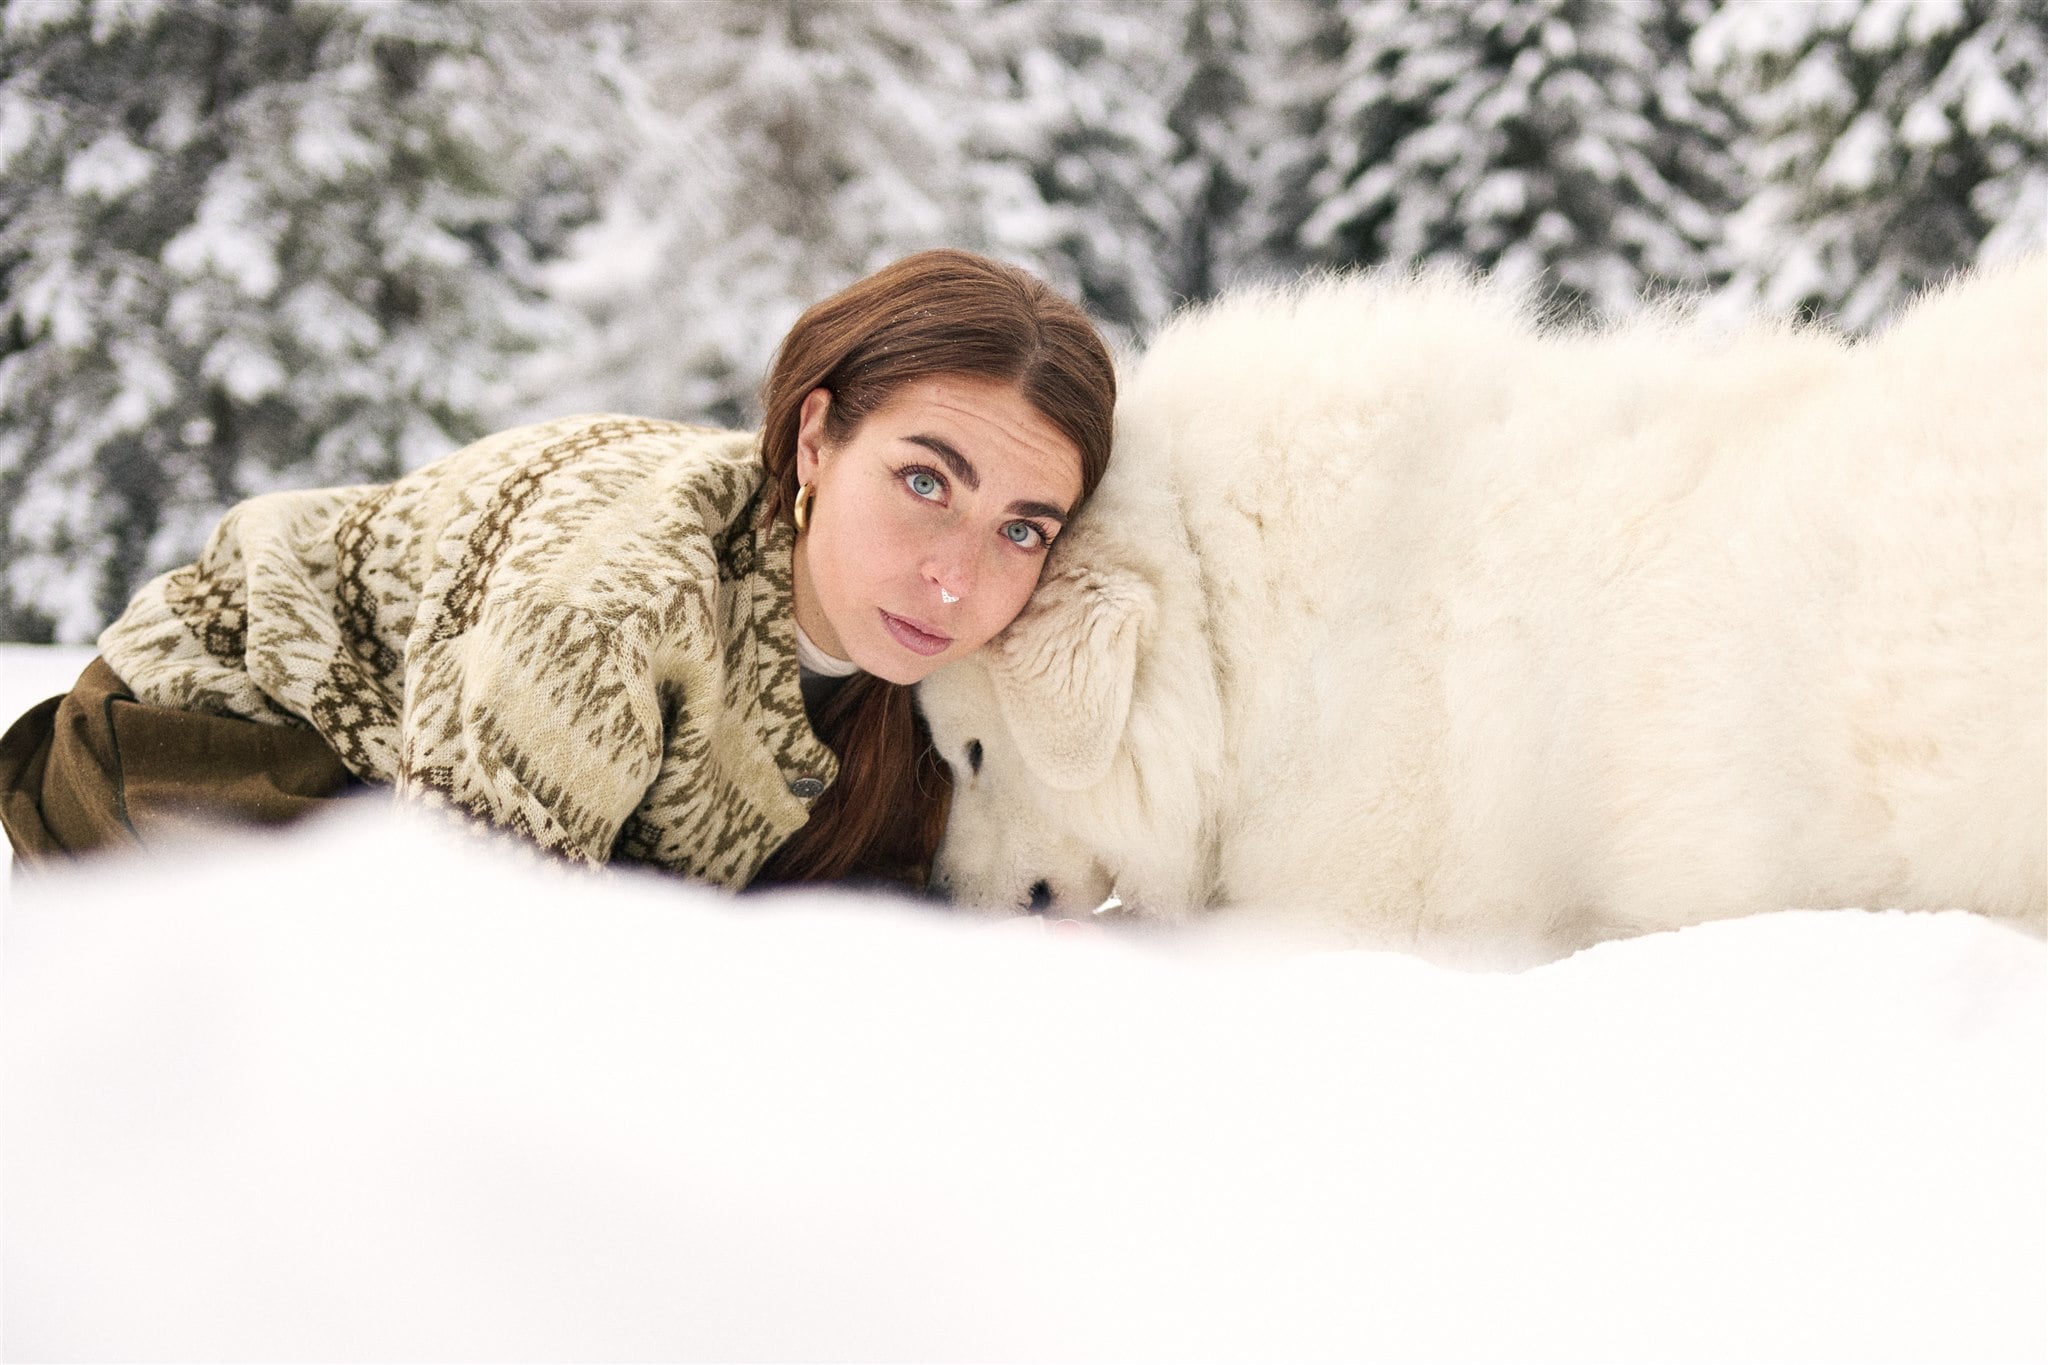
[789,776,827,800]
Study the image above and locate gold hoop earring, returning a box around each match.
[793,481,814,533]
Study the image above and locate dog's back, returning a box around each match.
[1121,262,2046,952]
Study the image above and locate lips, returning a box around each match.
[880,609,952,657]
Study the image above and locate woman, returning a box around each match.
[0,249,1116,889]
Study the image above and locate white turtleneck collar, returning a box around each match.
[794,621,860,678]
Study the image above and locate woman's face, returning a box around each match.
[791,374,1084,685]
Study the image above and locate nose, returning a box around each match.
[922,528,978,605]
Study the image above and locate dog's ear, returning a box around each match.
[986,555,1154,791]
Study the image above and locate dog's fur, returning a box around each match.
[916,260,2047,965]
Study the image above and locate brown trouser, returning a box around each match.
[0,658,359,867]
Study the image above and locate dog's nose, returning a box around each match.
[1026,880,1053,914]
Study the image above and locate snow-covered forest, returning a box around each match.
[2,0,2043,642]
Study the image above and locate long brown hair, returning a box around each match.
[750,249,1116,888]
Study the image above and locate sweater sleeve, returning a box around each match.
[389,416,738,863]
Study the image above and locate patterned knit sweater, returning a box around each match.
[98,415,839,887]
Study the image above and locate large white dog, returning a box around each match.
[917,260,2047,965]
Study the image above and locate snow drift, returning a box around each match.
[5,805,2043,1362]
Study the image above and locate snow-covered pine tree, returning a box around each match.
[962,0,1186,336]
[0,0,591,642]
[1242,0,1353,278]
[520,0,1008,430]
[1258,0,1732,317]
[1159,0,1263,304]
[968,0,1308,334]
[1699,0,2048,331]
[1639,0,1746,297]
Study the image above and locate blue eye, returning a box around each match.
[1004,522,1042,547]
[907,470,942,499]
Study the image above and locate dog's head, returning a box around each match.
[918,532,1218,921]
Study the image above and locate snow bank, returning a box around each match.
[0,643,95,718]
[6,804,2043,1362]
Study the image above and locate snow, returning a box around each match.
[1956,37,2027,138]
[59,128,152,199]
[161,169,283,300]
[1819,111,1889,193]
[1901,94,1952,149]
[1,648,2043,1361]
[199,332,287,404]
[0,90,44,168]
[0,643,93,712]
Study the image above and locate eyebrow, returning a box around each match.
[904,434,1071,524]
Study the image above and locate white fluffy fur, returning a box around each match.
[917,260,2048,965]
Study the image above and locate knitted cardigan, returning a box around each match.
[97,415,839,887]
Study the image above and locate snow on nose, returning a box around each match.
[921,523,982,606]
